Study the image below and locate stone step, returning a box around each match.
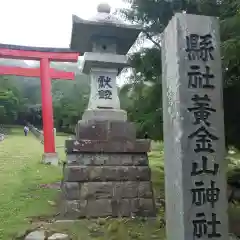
[76,120,136,141]
[63,166,151,182]
[62,181,154,200]
[65,139,151,153]
[61,198,156,218]
[66,153,148,166]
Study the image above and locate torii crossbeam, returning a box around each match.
[0,44,79,165]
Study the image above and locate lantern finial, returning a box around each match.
[97,3,111,14]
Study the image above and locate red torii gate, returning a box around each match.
[0,44,79,163]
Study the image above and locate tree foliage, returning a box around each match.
[119,0,240,146]
[52,75,89,132]
[0,71,89,133]
[0,76,22,123]
[0,0,240,146]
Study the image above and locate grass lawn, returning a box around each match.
[0,129,62,239]
[0,128,239,239]
[0,129,165,239]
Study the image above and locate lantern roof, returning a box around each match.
[70,3,142,55]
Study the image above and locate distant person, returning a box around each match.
[23,126,29,136]
[144,132,149,139]
[0,134,4,141]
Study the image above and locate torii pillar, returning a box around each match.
[0,44,79,165]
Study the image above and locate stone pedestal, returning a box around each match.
[42,152,58,166]
[60,120,156,218]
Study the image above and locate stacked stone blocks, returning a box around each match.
[61,120,156,218]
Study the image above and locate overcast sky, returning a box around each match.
[0,0,143,85]
[0,0,127,47]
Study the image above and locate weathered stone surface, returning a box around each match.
[62,198,155,218]
[63,181,154,200]
[116,199,131,217]
[138,182,153,198]
[108,121,136,141]
[61,200,87,219]
[138,198,156,216]
[86,199,112,217]
[162,13,228,240]
[61,153,155,218]
[116,154,132,165]
[48,233,69,240]
[113,181,138,198]
[63,166,150,182]
[80,182,113,199]
[76,120,108,141]
[82,109,128,122]
[94,154,114,165]
[76,120,136,141]
[86,68,120,109]
[132,154,149,166]
[117,198,156,217]
[25,231,45,240]
[42,152,59,166]
[65,139,151,153]
[66,153,148,166]
[63,166,89,182]
[62,182,80,200]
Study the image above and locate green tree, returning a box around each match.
[0,76,21,124]
[0,65,90,132]
[52,74,90,132]
[119,0,240,145]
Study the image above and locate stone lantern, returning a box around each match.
[61,3,156,219]
[71,2,141,121]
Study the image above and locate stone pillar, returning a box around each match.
[82,64,127,122]
[88,68,120,109]
[162,13,228,240]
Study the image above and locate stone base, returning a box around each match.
[62,198,155,219]
[60,118,155,219]
[60,153,156,219]
[82,109,127,121]
[75,119,137,143]
[42,152,59,166]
